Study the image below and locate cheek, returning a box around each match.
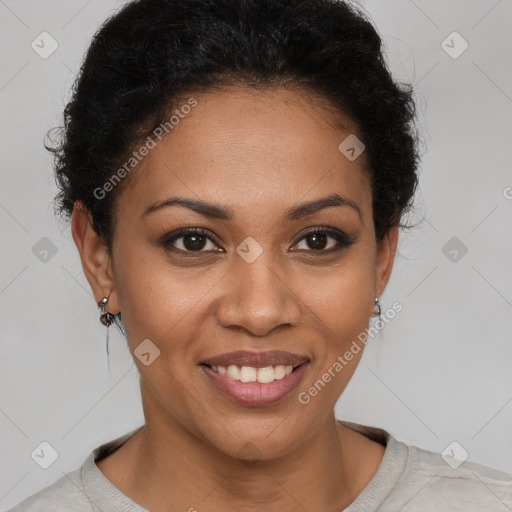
[113,255,204,414]
[304,259,374,334]
[301,258,374,385]
[112,244,215,359]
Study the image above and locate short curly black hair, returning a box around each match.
[47,0,421,253]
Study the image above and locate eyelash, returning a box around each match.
[159,226,355,256]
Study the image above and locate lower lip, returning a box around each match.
[200,363,309,407]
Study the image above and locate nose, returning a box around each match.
[215,253,302,337]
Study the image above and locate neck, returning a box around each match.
[107,415,378,512]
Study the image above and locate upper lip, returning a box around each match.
[201,350,309,368]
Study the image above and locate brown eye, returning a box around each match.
[181,233,208,251]
[303,232,330,250]
[160,228,222,253]
[291,227,355,253]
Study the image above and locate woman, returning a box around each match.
[9,0,512,510]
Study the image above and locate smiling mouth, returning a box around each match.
[199,361,309,406]
[200,363,304,384]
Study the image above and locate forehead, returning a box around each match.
[116,85,372,221]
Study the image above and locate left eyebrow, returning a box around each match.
[142,193,362,223]
[284,193,362,223]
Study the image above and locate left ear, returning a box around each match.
[374,222,399,298]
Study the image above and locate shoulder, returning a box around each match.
[391,439,512,511]
[6,426,145,512]
[340,421,512,512]
[5,467,94,512]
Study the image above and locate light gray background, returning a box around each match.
[1,0,511,508]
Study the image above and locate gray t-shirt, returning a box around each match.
[7,421,512,511]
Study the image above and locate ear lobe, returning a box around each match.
[71,202,120,314]
[375,224,399,299]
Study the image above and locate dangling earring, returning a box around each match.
[98,292,115,356]
[372,297,381,317]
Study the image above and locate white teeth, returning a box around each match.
[211,364,296,383]
[239,366,257,382]
[274,365,286,380]
[226,365,240,380]
[257,366,275,384]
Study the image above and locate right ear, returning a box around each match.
[71,201,121,314]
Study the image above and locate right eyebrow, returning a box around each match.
[143,197,234,220]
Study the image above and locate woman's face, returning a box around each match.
[77,86,398,459]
